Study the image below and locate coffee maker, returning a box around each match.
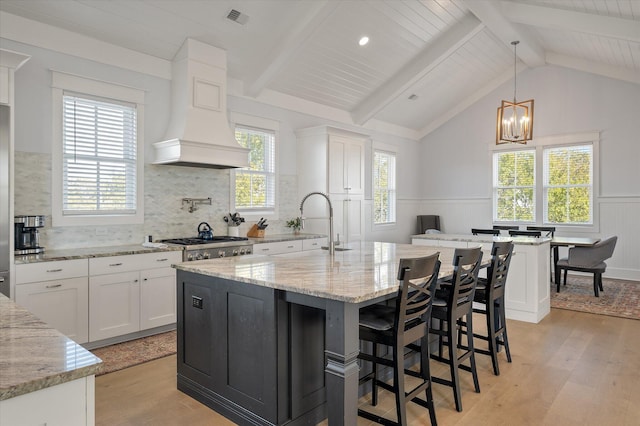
[14,215,45,255]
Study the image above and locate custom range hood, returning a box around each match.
[153,39,249,169]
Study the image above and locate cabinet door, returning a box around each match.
[15,277,89,343]
[254,240,303,255]
[140,267,176,330]
[328,135,364,195]
[333,196,364,243]
[89,271,140,341]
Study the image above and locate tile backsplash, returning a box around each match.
[14,151,299,249]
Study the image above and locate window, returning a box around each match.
[492,132,598,229]
[52,71,144,226]
[493,150,535,222]
[544,144,593,224]
[373,150,396,224]
[62,94,137,214]
[231,113,278,216]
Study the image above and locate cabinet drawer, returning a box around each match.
[90,251,181,275]
[16,259,88,284]
[302,238,327,251]
[254,240,303,255]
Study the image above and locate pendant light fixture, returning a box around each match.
[496,41,534,144]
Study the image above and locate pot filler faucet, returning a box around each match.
[300,191,335,255]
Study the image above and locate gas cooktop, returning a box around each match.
[160,236,249,245]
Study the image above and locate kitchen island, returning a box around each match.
[412,233,551,323]
[0,293,102,425]
[173,241,474,425]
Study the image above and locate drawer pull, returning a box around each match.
[287,245,294,248]
[261,248,270,251]
[156,258,168,262]
[46,284,62,289]
[109,263,123,267]
[46,268,63,273]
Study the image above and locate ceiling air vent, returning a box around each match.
[227,9,249,25]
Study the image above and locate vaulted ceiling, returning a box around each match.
[1,0,638,140]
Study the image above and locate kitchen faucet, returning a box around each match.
[299,191,335,255]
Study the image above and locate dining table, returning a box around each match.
[550,236,601,287]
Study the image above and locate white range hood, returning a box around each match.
[153,39,249,169]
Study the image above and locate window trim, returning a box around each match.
[372,144,397,228]
[491,131,600,233]
[229,112,279,221]
[51,71,145,226]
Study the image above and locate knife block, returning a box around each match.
[247,224,265,238]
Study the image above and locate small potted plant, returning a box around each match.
[285,217,302,234]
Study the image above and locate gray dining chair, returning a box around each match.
[555,236,618,297]
[417,215,441,234]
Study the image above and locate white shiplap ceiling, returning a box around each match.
[1,0,638,139]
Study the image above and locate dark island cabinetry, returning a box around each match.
[176,270,326,425]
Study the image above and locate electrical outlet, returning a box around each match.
[192,296,203,309]
[95,227,108,236]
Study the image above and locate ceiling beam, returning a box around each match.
[464,0,546,68]
[546,52,640,85]
[350,13,484,126]
[502,1,640,43]
[243,1,339,98]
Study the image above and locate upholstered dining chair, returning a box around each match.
[556,236,618,297]
[417,215,441,234]
[358,253,440,426]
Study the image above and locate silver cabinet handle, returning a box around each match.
[0,277,4,282]
[109,263,123,267]
[46,284,62,288]
[46,268,63,273]
[156,258,168,262]
[287,245,294,249]
[261,248,270,251]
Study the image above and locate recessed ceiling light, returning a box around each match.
[358,36,369,46]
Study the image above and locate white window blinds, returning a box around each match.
[234,125,276,211]
[62,94,137,214]
[543,144,593,224]
[373,150,396,224]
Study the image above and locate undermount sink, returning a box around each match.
[321,246,352,251]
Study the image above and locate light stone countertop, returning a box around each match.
[411,233,551,246]
[14,244,183,264]
[174,241,489,304]
[0,294,102,400]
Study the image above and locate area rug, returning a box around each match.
[91,330,177,376]
[550,275,640,320]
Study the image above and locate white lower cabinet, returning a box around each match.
[0,376,95,426]
[15,259,89,344]
[254,240,303,255]
[89,251,181,342]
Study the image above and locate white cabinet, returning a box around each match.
[254,240,303,255]
[89,251,181,342]
[0,376,95,426]
[15,259,89,343]
[296,126,367,243]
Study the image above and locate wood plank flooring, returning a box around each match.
[95,309,640,425]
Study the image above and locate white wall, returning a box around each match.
[419,65,640,280]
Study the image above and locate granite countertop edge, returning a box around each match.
[411,233,551,246]
[0,294,103,401]
[14,244,184,264]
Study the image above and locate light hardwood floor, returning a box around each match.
[96,308,640,425]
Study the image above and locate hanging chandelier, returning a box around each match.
[496,41,534,144]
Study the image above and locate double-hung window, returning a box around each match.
[493,150,535,222]
[52,71,144,226]
[543,144,593,224]
[373,150,396,224]
[493,132,597,228]
[231,113,278,216]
